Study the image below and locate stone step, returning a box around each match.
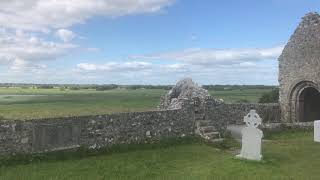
[204,131,220,139]
[199,126,217,133]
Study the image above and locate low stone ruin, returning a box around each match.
[159,78,221,110]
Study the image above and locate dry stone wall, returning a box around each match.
[0,101,195,155]
[205,103,281,125]
[0,98,282,156]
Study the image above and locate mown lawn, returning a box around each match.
[0,131,319,180]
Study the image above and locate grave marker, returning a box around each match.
[236,110,263,161]
[314,120,320,142]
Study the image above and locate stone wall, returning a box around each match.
[205,103,281,125]
[0,102,194,155]
[0,100,283,155]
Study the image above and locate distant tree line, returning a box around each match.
[121,85,172,90]
[202,85,277,91]
[54,84,173,91]
[0,83,278,93]
[37,85,55,89]
[0,84,174,91]
[95,84,119,91]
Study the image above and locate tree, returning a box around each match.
[258,88,279,103]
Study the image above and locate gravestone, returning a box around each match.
[314,120,320,142]
[236,110,263,161]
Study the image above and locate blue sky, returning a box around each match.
[0,0,319,85]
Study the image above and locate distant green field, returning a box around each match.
[0,88,166,120]
[0,87,272,120]
[208,88,272,103]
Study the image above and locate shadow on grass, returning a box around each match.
[207,136,240,150]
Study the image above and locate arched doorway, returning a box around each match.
[289,81,320,122]
[297,87,320,122]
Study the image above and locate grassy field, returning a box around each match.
[0,131,319,179]
[0,87,166,120]
[0,87,272,120]
[208,88,272,103]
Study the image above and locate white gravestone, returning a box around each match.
[314,120,320,142]
[236,110,263,161]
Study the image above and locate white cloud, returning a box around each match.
[0,0,172,69]
[76,61,152,72]
[132,45,284,66]
[0,0,175,31]
[10,59,47,73]
[165,63,187,70]
[0,30,76,71]
[71,45,283,85]
[70,59,278,85]
[239,62,256,68]
[55,29,76,42]
[0,0,183,83]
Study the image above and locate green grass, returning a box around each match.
[0,131,319,180]
[0,87,272,120]
[0,88,167,120]
[209,88,272,103]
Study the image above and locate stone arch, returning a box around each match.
[289,81,320,122]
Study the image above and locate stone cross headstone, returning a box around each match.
[314,120,320,142]
[236,110,263,161]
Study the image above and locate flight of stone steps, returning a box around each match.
[195,113,223,142]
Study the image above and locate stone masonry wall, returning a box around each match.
[0,103,194,155]
[0,100,281,155]
[205,103,281,125]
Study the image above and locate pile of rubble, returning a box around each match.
[159,78,221,110]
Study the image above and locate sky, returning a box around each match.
[0,0,319,85]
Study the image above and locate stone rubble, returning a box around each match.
[159,78,221,110]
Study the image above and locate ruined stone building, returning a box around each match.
[279,12,320,122]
